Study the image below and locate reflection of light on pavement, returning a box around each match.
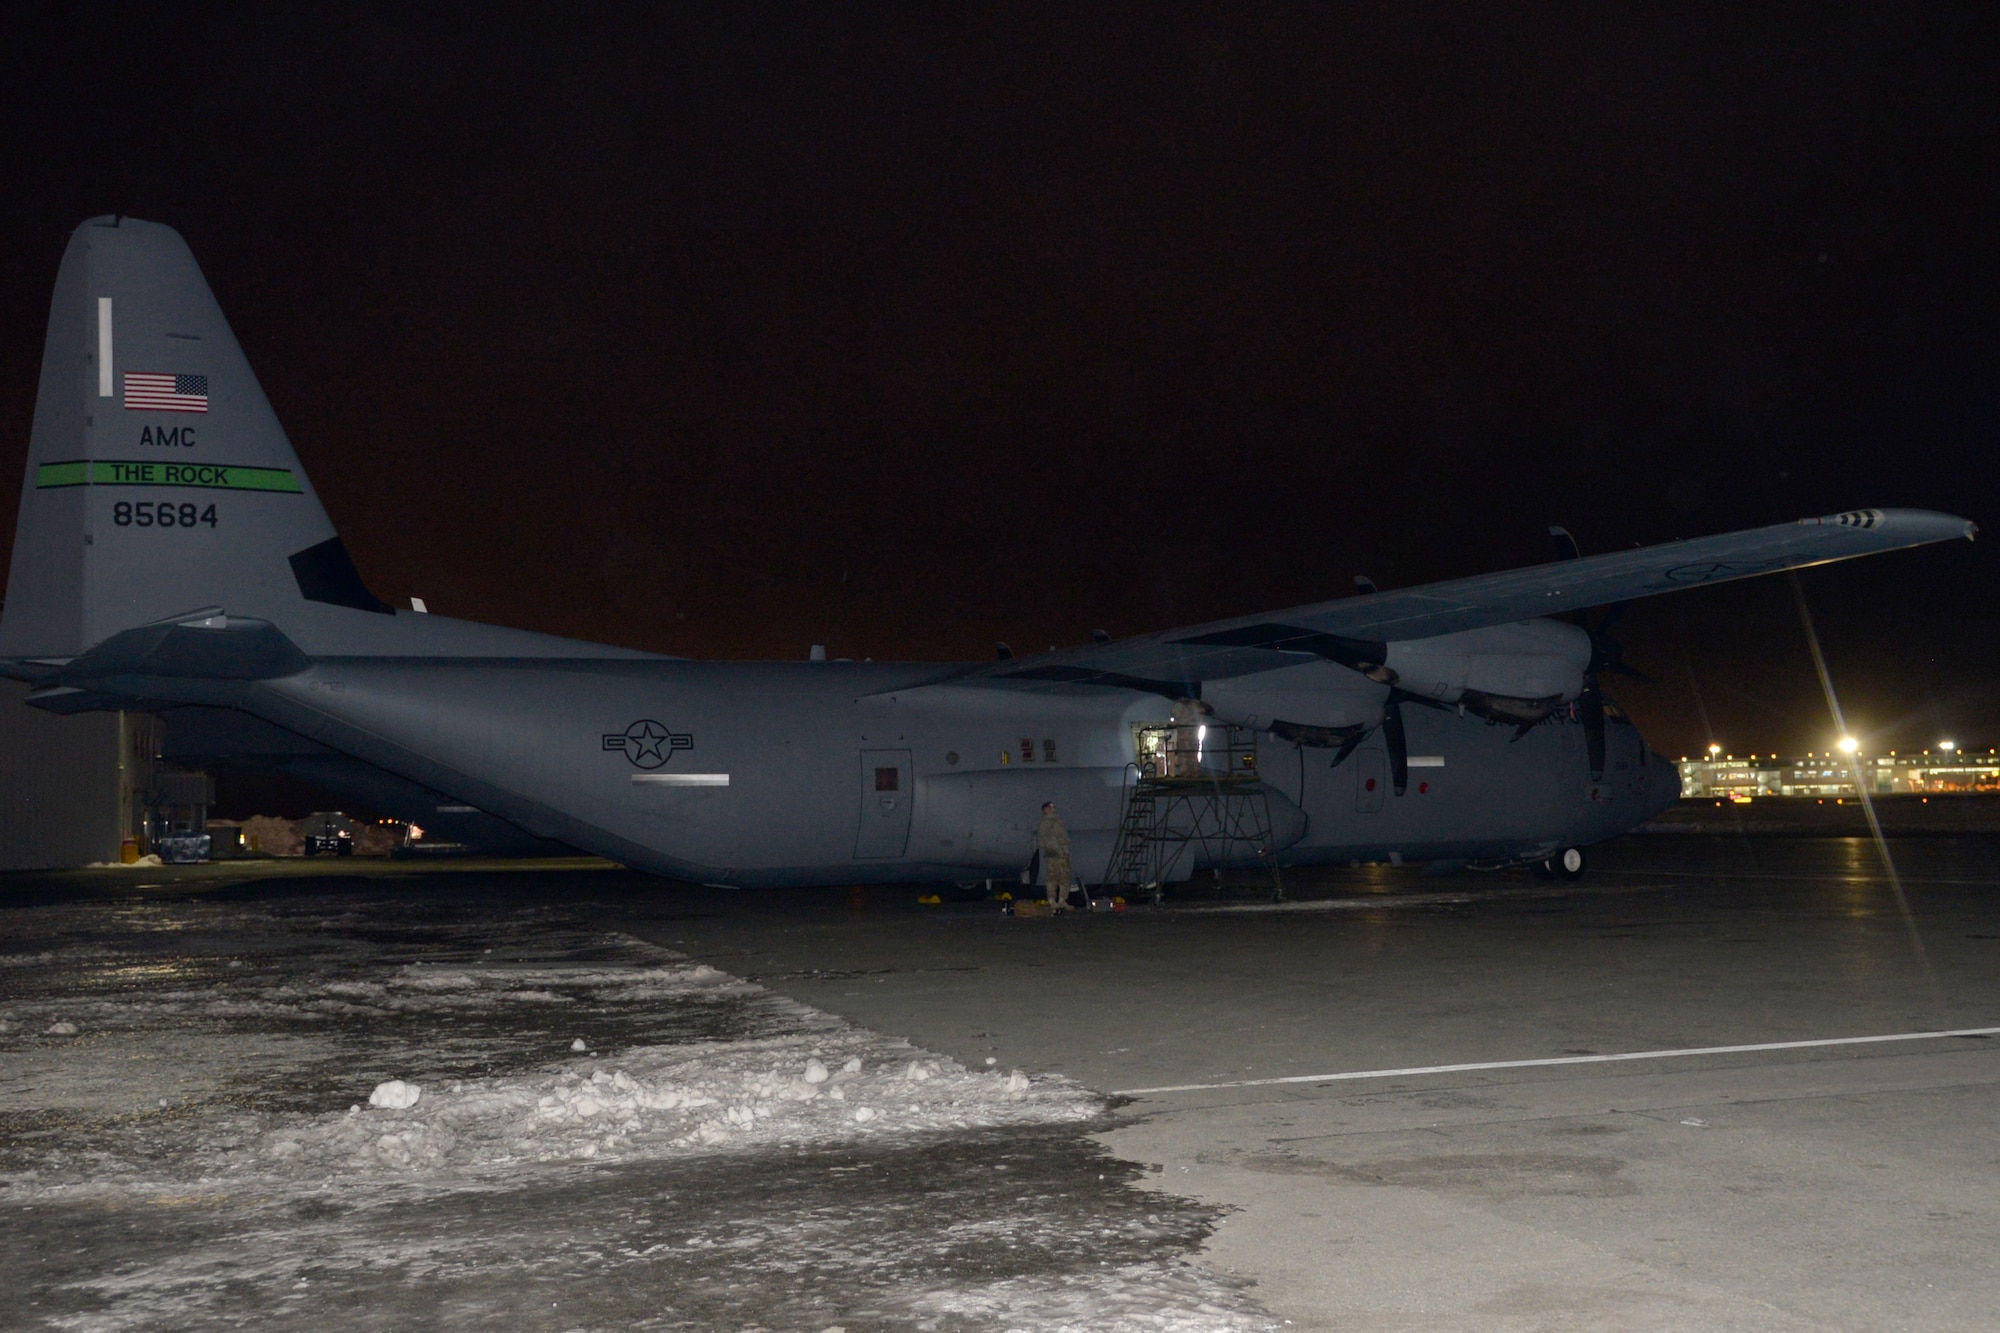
[1791,575,1940,1008]
[100,963,201,984]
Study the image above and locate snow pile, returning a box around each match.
[366,1079,421,1110]
[910,1266,1278,1332]
[1,909,1103,1202]
[0,950,1100,1195]
[257,1033,1096,1179]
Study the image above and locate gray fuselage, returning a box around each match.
[235,656,1679,886]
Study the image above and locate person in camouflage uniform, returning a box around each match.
[1036,801,1075,911]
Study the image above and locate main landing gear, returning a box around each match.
[1534,846,1587,881]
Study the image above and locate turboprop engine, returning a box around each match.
[1380,619,1592,725]
[1199,619,1595,787]
[1200,619,1591,735]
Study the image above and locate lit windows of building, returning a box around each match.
[1676,750,2000,798]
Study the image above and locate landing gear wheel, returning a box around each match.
[1539,846,1586,881]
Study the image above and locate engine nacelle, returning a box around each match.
[1381,619,1591,707]
[1201,658,1387,731]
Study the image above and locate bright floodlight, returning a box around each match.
[1707,742,1722,756]
[1837,736,1860,754]
[1940,740,1957,752]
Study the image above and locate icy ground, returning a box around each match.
[0,883,1274,1331]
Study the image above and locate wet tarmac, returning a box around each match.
[602,835,2000,1331]
[6,835,2000,1329]
[0,872,1262,1331]
[8,1126,1233,1331]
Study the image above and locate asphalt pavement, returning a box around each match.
[608,835,2000,1331]
[6,834,1998,1330]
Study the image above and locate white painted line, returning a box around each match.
[1407,755,1445,767]
[632,773,730,786]
[1113,1026,2000,1096]
[97,297,113,397]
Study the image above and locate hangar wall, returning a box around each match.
[0,680,156,870]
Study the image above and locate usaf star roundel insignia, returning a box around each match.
[1658,557,1788,585]
[602,719,693,770]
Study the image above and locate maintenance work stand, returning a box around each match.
[1104,722,1286,903]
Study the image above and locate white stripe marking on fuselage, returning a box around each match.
[632,773,730,786]
[1113,1026,2000,1095]
[97,297,113,397]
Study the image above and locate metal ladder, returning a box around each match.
[1106,775,1162,894]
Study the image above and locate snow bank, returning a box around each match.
[4,952,1100,1196]
[910,1265,1276,1333]
[260,1031,1095,1179]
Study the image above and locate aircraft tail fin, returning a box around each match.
[0,216,387,661]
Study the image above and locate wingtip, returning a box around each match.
[1798,508,1977,543]
[1884,508,1978,543]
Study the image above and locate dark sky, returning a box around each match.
[3,4,1997,758]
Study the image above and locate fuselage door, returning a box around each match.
[1354,747,1387,814]
[855,749,914,858]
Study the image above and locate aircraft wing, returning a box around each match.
[971,508,1976,694]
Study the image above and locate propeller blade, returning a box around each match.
[1549,527,1581,562]
[1384,691,1409,796]
[1581,679,1606,782]
[1583,600,1636,678]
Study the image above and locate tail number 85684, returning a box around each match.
[113,501,218,528]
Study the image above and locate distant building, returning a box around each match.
[1677,749,2000,799]
[0,680,227,870]
[1,680,162,869]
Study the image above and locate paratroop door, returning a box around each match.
[855,749,913,858]
[1354,748,1386,814]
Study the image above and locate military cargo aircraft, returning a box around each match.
[0,219,1978,886]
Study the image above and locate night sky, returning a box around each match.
[3,5,1997,759]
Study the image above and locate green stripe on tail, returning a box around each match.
[35,460,303,492]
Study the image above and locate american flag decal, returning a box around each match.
[123,372,209,413]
